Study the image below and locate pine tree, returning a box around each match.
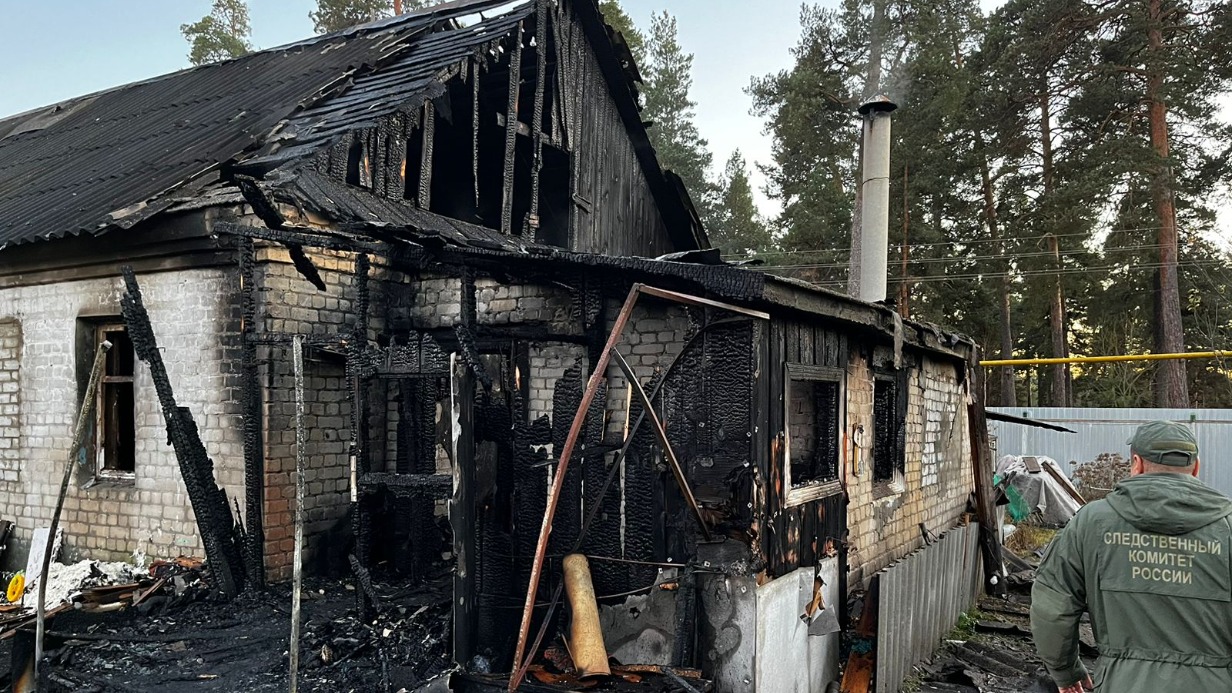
[712,150,774,257]
[1062,0,1232,407]
[310,0,431,33]
[641,11,719,233]
[598,0,645,67]
[181,0,252,66]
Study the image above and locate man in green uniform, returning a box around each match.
[1031,421,1232,692]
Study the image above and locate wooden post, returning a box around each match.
[967,360,1006,597]
[36,341,111,683]
[450,353,477,667]
[289,336,307,693]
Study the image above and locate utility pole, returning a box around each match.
[898,163,910,319]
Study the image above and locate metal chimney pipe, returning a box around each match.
[850,96,898,303]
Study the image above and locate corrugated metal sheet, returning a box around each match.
[988,407,1232,495]
[875,522,982,693]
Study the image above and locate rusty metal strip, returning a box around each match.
[508,283,642,691]
[501,21,524,235]
[611,350,711,542]
[638,285,770,320]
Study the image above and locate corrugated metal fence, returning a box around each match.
[988,407,1232,496]
[875,522,982,693]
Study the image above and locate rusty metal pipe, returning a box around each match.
[562,554,610,678]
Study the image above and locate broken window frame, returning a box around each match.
[94,323,136,480]
[783,363,845,506]
[872,371,907,492]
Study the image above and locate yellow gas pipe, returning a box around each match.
[980,351,1232,368]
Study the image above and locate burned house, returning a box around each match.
[0,1,995,690]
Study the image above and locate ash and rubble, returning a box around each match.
[7,565,454,693]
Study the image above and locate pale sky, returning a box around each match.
[0,0,1007,219]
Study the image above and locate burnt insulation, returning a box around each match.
[120,267,244,598]
[548,360,585,555]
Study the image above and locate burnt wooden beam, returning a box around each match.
[501,21,524,236]
[238,238,266,590]
[967,360,1006,597]
[120,268,244,599]
[348,254,373,615]
[471,59,481,209]
[449,354,477,666]
[419,100,435,210]
[359,473,453,497]
[528,0,548,237]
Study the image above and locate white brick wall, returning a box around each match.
[0,320,20,485]
[845,353,973,586]
[0,269,244,566]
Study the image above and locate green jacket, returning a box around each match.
[1031,473,1232,691]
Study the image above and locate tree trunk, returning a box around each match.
[978,144,1017,406]
[1040,87,1071,406]
[1147,0,1189,407]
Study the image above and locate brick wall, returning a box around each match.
[602,302,690,442]
[255,248,361,581]
[0,269,244,567]
[844,353,972,586]
[0,321,20,487]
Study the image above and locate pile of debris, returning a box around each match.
[1070,453,1131,501]
[904,544,1098,693]
[30,566,456,692]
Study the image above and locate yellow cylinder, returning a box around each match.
[562,553,610,678]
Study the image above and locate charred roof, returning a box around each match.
[0,0,700,251]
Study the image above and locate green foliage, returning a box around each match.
[641,11,720,234]
[181,0,252,66]
[310,0,432,34]
[947,608,984,641]
[598,0,645,66]
[753,0,1232,406]
[712,150,774,257]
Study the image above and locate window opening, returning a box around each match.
[96,325,136,477]
[873,375,904,484]
[785,364,843,504]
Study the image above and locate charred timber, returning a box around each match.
[238,238,266,589]
[120,268,244,599]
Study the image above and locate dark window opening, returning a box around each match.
[789,379,840,488]
[462,27,570,238]
[96,325,136,477]
[873,376,904,483]
[429,83,482,224]
[536,144,571,247]
[346,137,367,189]
[786,364,842,495]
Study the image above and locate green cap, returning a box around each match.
[1127,420,1199,466]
